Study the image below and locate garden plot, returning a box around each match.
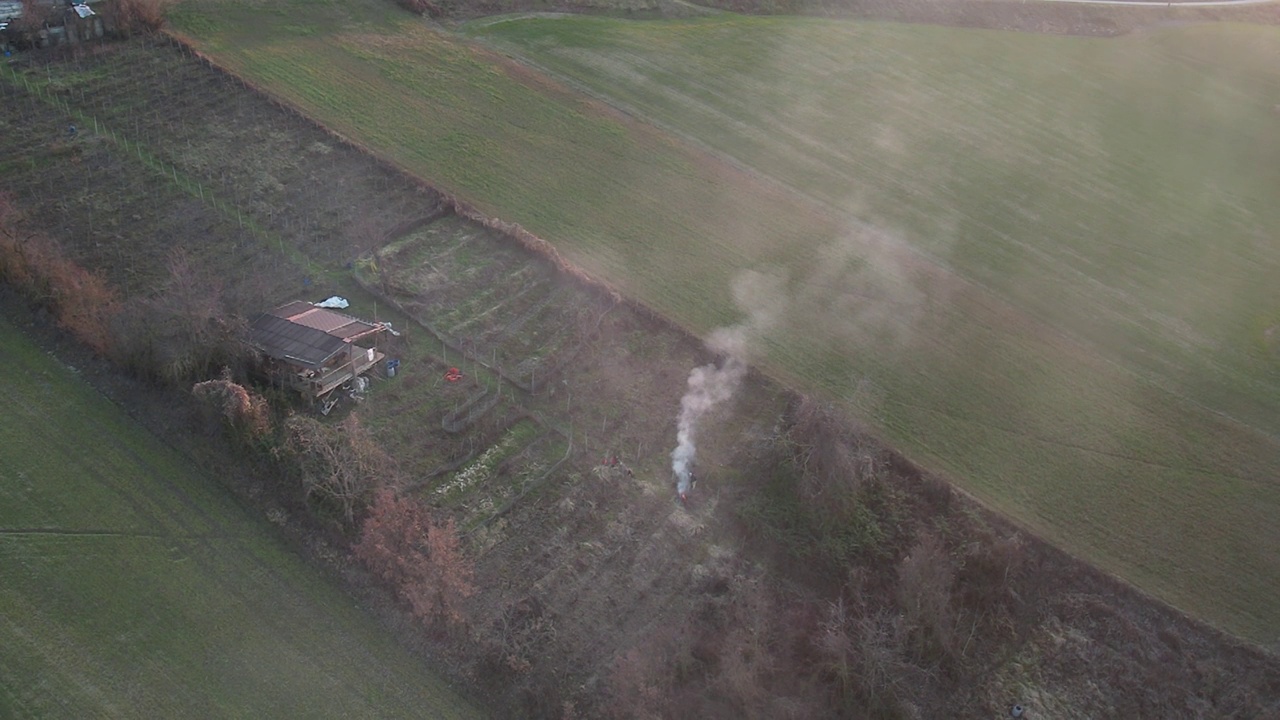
[371,215,551,332]
[424,418,569,530]
[364,213,607,389]
[0,78,291,305]
[361,336,524,478]
[14,39,436,266]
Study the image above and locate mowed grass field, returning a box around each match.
[168,3,1280,642]
[0,317,480,718]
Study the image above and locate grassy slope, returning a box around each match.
[0,317,480,718]
[168,2,1280,643]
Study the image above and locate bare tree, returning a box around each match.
[355,488,475,627]
[819,600,923,719]
[896,532,957,665]
[281,414,391,525]
[788,395,884,523]
[111,250,251,385]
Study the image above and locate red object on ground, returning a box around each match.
[444,367,463,382]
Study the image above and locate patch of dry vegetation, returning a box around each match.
[107,0,175,36]
[356,488,476,628]
[192,368,271,439]
[5,39,1278,719]
[0,193,118,354]
[594,394,1278,718]
[111,252,254,386]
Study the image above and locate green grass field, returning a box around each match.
[0,316,481,718]
[169,2,1280,643]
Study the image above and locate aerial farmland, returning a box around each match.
[2,0,1279,715]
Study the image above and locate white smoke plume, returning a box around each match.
[671,271,785,496]
[672,329,748,494]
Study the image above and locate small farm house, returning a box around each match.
[1,0,103,51]
[249,301,388,400]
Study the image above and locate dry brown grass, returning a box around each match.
[191,368,270,439]
[355,488,476,627]
[0,193,118,354]
[108,0,174,35]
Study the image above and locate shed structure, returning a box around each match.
[250,301,387,398]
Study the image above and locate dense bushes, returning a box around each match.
[106,0,173,35]
[355,488,475,627]
[0,194,118,354]
[614,393,1030,718]
[192,368,271,440]
[111,253,255,385]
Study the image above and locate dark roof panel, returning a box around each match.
[249,314,347,368]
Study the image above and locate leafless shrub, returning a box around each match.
[280,413,393,525]
[192,368,270,439]
[486,597,557,675]
[355,488,475,627]
[110,252,251,385]
[896,532,957,665]
[788,395,885,522]
[818,599,925,719]
[956,532,1025,612]
[107,0,173,35]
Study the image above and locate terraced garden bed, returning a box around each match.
[359,213,611,390]
[424,418,569,530]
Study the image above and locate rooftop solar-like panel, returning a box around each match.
[249,314,348,369]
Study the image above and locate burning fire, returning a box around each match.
[669,271,783,503]
[671,339,745,501]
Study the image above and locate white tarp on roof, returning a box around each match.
[315,296,350,309]
[73,4,94,18]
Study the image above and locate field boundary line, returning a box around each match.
[161,29,703,340]
[470,30,1280,450]
[0,527,239,539]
